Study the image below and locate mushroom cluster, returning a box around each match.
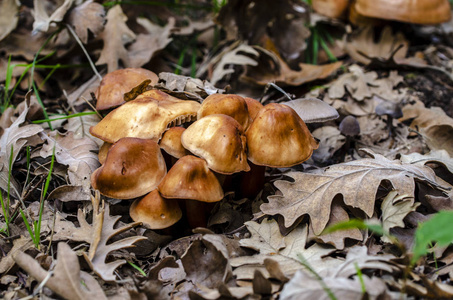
[90,71,319,230]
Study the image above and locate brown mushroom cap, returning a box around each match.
[181,114,250,174]
[159,127,190,159]
[354,0,451,24]
[91,137,167,199]
[198,94,251,130]
[312,0,349,18]
[244,97,264,122]
[90,95,200,143]
[98,142,112,165]
[95,68,158,111]
[246,103,319,167]
[158,155,224,202]
[130,190,182,229]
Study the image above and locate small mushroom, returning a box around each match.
[130,189,182,230]
[91,137,167,199]
[158,155,224,228]
[198,94,252,130]
[282,98,339,123]
[312,0,350,19]
[354,0,451,25]
[95,68,158,111]
[159,126,190,167]
[98,142,112,165]
[375,101,403,140]
[181,114,250,174]
[244,97,264,122]
[338,115,360,158]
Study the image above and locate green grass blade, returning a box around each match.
[20,209,37,247]
[32,82,53,130]
[32,111,98,124]
[128,261,147,276]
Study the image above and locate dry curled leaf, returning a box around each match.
[230,219,342,281]
[0,236,33,274]
[67,0,105,44]
[261,150,451,235]
[96,5,136,72]
[32,0,74,33]
[14,242,107,300]
[0,0,19,41]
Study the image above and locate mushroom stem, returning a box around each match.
[238,162,266,199]
[185,200,214,228]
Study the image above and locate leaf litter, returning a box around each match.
[1,0,453,299]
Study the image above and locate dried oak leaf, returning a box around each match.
[0,0,19,41]
[261,149,451,235]
[400,150,453,176]
[96,5,136,72]
[242,46,342,87]
[380,191,419,243]
[52,210,93,242]
[63,112,102,146]
[13,242,107,300]
[85,194,146,282]
[230,219,342,281]
[0,236,33,274]
[400,99,453,157]
[280,270,388,300]
[67,0,105,44]
[342,26,408,65]
[0,105,43,198]
[39,130,100,189]
[32,0,74,33]
[127,17,174,68]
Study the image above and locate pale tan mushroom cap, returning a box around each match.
[158,155,224,202]
[312,0,349,18]
[98,142,112,165]
[91,137,167,199]
[244,97,264,122]
[246,103,319,168]
[181,114,250,174]
[130,190,182,229]
[198,94,251,130]
[90,96,200,143]
[95,68,158,110]
[355,0,451,24]
[159,127,190,159]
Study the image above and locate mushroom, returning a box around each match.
[353,0,451,25]
[197,94,252,130]
[158,155,224,228]
[181,114,250,174]
[246,103,319,168]
[159,126,190,167]
[244,97,264,122]
[95,68,158,111]
[89,94,201,143]
[240,103,318,198]
[375,101,403,140]
[91,137,167,199]
[338,115,360,158]
[130,189,182,230]
[98,142,112,165]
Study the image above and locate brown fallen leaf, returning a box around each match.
[63,112,103,146]
[85,192,146,281]
[261,149,451,235]
[230,219,342,281]
[311,126,346,163]
[32,0,74,33]
[0,236,33,274]
[67,0,105,44]
[52,210,93,242]
[96,5,136,72]
[242,46,342,87]
[380,191,419,243]
[342,26,408,65]
[0,0,19,41]
[14,242,107,300]
[280,270,389,300]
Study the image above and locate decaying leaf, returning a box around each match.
[261,150,451,235]
[67,0,105,44]
[0,236,33,274]
[400,99,453,156]
[242,46,342,87]
[343,26,408,65]
[127,17,175,68]
[311,126,346,163]
[32,0,74,33]
[85,193,146,281]
[39,130,100,189]
[0,0,19,41]
[52,210,93,242]
[96,5,136,72]
[280,270,388,300]
[14,242,107,300]
[0,105,43,198]
[209,43,259,85]
[63,112,103,146]
[380,191,419,243]
[231,219,342,281]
